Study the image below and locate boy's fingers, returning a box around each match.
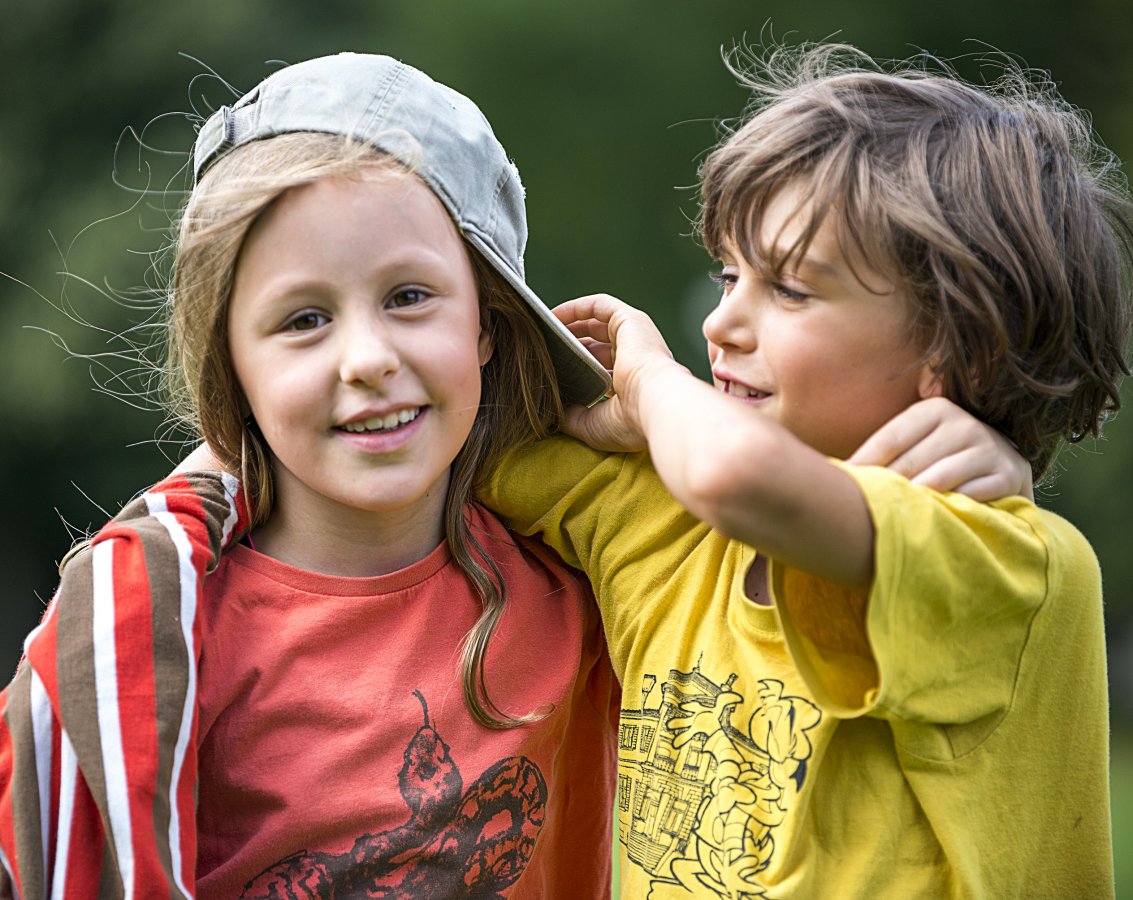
[907,446,1018,496]
[917,473,1011,503]
[849,397,970,467]
[877,439,1032,500]
[576,338,615,369]
[907,454,976,493]
[553,293,622,326]
[564,318,613,344]
[849,416,938,467]
[561,398,645,452]
[561,404,589,437]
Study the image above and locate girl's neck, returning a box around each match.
[250,480,450,578]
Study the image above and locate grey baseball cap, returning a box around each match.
[194,52,611,407]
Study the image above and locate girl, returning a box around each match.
[0,53,618,899]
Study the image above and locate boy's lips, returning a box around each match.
[717,378,771,402]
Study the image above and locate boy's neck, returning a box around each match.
[744,555,773,607]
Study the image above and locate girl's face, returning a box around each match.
[703,180,934,460]
[227,173,491,557]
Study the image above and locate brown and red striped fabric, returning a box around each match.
[0,472,248,899]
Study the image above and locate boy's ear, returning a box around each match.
[917,361,944,399]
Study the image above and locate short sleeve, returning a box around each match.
[771,464,1056,728]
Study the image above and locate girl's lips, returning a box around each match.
[335,407,426,451]
[337,407,422,434]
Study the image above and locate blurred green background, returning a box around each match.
[2,0,1130,891]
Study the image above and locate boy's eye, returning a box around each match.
[286,311,328,331]
[773,283,810,303]
[388,288,429,309]
[708,271,738,291]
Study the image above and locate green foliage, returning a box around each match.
[3,0,1131,731]
[1114,727,1133,897]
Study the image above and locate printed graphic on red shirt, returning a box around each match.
[242,691,546,898]
[616,663,821,899]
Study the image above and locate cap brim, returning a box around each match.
[464,233,612,408]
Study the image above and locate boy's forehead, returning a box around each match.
[724,182,836,265]
[723,188,904,297]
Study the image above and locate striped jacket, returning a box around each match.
[0,472,247,899]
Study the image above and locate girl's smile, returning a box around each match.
[337,407,423,434]
[334,406,427,453]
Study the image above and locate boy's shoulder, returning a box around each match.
[843,461,1098,583]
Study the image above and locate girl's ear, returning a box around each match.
[478,317,495,367]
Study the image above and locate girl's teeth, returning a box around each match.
[342,408,420,433]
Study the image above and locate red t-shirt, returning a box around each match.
[194,504,618,898]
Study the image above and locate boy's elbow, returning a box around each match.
[681,447,739,511]
[677,423,781,535]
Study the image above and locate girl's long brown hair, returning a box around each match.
[166,132,562,728]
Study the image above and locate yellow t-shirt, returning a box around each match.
[485,435,1114,899]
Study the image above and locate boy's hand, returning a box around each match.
[849,397,1034,501]
[561,393,647,452]
[554,294,683,452]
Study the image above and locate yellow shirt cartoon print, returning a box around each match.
[618,664,820,898]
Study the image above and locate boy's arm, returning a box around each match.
[556,294,1032,589]
[484,436,633,572]
[560,294,881,588]
[557,294,1056,723]
[0,471,248,898]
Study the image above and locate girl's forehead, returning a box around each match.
[262,171,457,242]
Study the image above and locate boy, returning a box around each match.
[486,44,1128,897]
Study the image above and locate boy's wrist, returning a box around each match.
[626,356,695,440]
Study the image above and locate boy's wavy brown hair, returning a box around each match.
[698,43,1133,480]
[165,132,562,728]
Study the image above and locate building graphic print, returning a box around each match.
[617,662,821,899]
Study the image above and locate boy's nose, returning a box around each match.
[702,292,755,351]
[338,319,400,386]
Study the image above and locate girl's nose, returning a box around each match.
[339,319,400,387]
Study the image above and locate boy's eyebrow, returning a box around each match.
[725,235,846,283]
[790,256,841,280]
[724,230,843,281]
[757,241,844,282]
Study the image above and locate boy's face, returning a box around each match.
[703,180,935,459]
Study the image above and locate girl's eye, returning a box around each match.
[388,288,429,309]
[286,311,328,331]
